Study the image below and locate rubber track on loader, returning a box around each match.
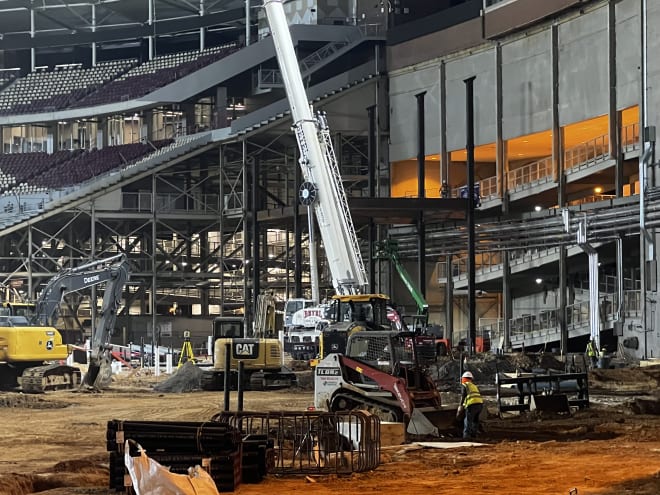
[21,364,82,393]
[330,390,404,423]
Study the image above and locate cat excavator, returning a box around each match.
[0,253,130,392]
[263,0,456,435]
[200,294,297,391]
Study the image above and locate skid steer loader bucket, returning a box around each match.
[407,406,460,438]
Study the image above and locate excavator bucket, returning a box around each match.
[81,353,112,390]
[408,406,460,438]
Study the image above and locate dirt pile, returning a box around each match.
[152,361,204,393]
[590,365,660,392]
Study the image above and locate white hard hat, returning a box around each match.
[461,371,474,380]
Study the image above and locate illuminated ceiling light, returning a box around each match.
[534,205,542,212]
[535,278,543,285]
[594,186,603,194]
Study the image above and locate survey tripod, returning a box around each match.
[177,330,195,367]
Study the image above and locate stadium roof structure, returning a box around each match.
[0,0,252,50]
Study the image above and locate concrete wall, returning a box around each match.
[388,0,645,157]
[501,30,553,139]
[616,0,641,109]
[445,49,497,151]
[389,65,440,161]
[646,0,660,127]
[558,4,609,125]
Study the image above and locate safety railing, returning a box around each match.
[564,133,610,171]
[509,289,642,341]
[121,192,220,213]
[509,246,561,266]
[621,123,640,153]
[568,194,616,206]
[479,175,498,199]
[403,187,440,198]
[451,175,498,201]
[507,155,553,191]
[447,252,503,279]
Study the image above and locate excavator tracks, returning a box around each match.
[21,364,81,393]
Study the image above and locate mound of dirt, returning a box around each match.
[152,361,204,393]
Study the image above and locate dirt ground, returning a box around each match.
[0,366,659,495]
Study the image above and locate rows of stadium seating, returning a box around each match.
[0,70,18,91]
[73,44,238,107]
[0,61,136,116]
[0,150,75,190]
[0,140,173,192]
[0,43,238,116]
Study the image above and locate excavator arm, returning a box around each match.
[33,253,129,327]
[31,254,130,389]
[82,255,131,388]
[375,240,429,325]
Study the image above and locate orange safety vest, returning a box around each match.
[462,381,483,408]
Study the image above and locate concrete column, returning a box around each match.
[144,109,154,142]
[215,86,228,129]
[183,103,196,135]
[100,118,109,148]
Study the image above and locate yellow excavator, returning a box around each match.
[201,294,296,391]
[0,254,130,392]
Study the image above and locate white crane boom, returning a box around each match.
[263,0,368,295]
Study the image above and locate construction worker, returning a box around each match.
[459,371,483,439]
[586,339,597,369]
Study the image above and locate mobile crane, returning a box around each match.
[264,0,392,350]
[0,253,130,392]
[264,0,453,434]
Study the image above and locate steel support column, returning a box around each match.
[219,146,226,315]
[151,173,158,374]
[464,76,476,355]
[252,156,260,299]
[415,91,427,298]
[243,140,252,330]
